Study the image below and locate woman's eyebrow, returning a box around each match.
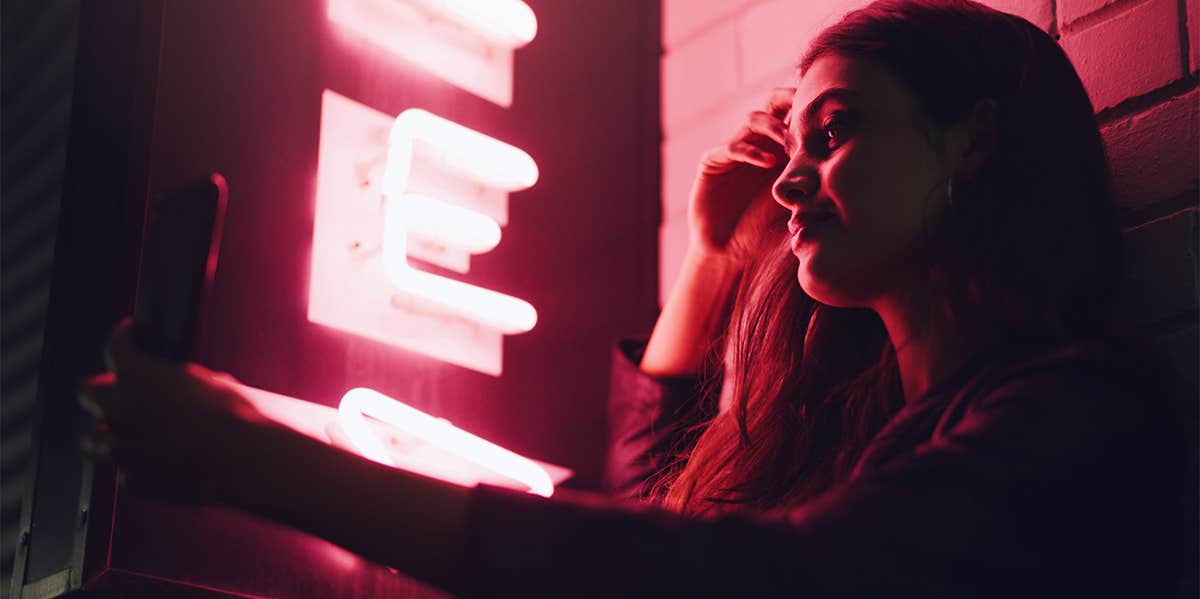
[798,87,860,125]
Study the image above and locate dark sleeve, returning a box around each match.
[601,339,717,499]
[459,349,1185,598]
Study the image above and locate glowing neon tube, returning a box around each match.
[338,387,555,497]
[384,108,539,193]
[381,202,537,333]
[403,0,538,48]
[400,193,502,254]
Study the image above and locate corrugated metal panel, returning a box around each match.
[1,1,80,597]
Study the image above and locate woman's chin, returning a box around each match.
[796,258,872,309]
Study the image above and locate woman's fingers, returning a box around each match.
[703,89,794,175]
[766,86,797,118]
[103,317,165,381]
[79,427,113,460]
[78,372,116,420]
[727,140,777,168]
[746,110,788,146]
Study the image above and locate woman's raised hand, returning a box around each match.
[77,318,268,505]
[688,87,794,265]
[639,88,795,376]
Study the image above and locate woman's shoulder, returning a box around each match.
[928,332,1188,461]
[958,333,1180,407]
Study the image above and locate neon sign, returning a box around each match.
[309,0,548,488]
[327,0,537,106]
[338,387,554,496]
[314,0,540,377]
[239,385,566,496]
[309,90,538,374]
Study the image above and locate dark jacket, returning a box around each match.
[461,336,1193,598]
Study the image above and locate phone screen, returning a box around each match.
[132,173,228,360]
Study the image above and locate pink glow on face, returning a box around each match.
[338,387,555,497]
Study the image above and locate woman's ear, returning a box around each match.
[955,98,999,181]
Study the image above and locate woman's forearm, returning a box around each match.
[226,418,471,595]
[640,246,741,377]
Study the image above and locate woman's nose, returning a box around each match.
[772,164,817,208]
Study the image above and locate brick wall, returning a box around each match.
[658,0,1199,389]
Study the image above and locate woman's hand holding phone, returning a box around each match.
[78,317,268,506]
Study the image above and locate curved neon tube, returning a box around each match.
[381,196,537,333]
[400,193,502,254]
[405,0,538,48]
[338,387,555,497]
[385,108,539,193]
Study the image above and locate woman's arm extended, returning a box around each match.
[232,418,471,594]
[638,248,740,377]
[78,319,472,594]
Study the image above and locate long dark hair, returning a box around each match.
[662,0,1120,516]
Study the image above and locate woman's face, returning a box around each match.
[773,54,963,309]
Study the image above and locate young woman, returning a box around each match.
[81,0,1189,596]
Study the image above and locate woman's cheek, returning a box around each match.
[824,145,876,227]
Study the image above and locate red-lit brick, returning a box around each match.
[1189,0,1199,72]
[1122,208,1199,326]
[1102,88,1200,209]
[662,22,740,135]
[737,0,866,87]
[661,73,792,223]
[1060,0,1183,111]
[977,0,1054,31]
[1058,0,1121,27]
[663,0,748,50]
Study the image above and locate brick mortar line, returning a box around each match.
[663,65,797,140]
[1050,0,1061,38]
[1120,192,1200,230]
[1059,0,1154,34]
[660,7,748,54]
[1177,0,1192,76]
[1124,202,1200,231]
[1095,73,1200,125]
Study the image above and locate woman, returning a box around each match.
[81,0,1189,596]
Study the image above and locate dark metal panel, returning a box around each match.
[9,1,164,596]
[0,0,81,597]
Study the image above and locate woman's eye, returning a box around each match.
[823,117,847,146]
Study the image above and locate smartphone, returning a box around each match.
[132,173,228,361]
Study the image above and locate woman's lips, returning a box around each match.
[788,212,837,251]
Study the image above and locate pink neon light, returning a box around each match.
[328,0,523,106]
[385,108,539,193]
[338,387,555,497]
[404,0,538,48]
[382,202,537,332]
[380,107,539,334]
[402,194,502,254]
